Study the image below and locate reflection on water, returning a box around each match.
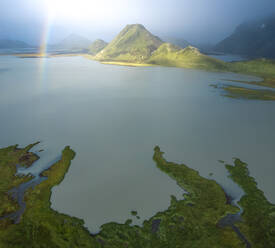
[0,56,274,233]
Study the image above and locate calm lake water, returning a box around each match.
[208,53,246,62]
[0,55,274,233]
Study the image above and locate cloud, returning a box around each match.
[0,0,274,45]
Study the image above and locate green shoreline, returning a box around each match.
[210,84,275,101]
[11,50,275,100]
[1,143,274,247]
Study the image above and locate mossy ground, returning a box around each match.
[0,145,98,248]
[0,143,39,218]
[0,144,274,247]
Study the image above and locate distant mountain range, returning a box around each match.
[52,34,93,52]
[2,14,275,61]
[0,39,31,49]
[215,14,275,59]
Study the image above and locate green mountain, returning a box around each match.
[0,39,30,49]
[88,39,108,55]
[147,43,227,71]
[95,24,163,62]
[215,14,275,59]
[93,24,226,71]
[54,34,92,52]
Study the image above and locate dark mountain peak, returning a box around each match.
[215,14,275,59]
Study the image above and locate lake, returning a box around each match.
[0,55,274,233]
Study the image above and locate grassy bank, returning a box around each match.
[225,159,275,247]
[12,48,275,101]
[101,61,154,67]
[227,59,275,88]
[211,84,275,101]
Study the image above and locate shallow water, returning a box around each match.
[0,56,274,233]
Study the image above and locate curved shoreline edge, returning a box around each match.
[0,143,274,247]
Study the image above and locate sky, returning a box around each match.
[0,0,274,46]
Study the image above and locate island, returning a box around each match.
[11,23,275,101]
[0,143,274,247]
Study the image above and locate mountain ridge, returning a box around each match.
[215,14,275,58]
[53,34,93,51]
[0,39,31,49]
[147,43,227,70]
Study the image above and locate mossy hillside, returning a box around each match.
[89,39,108,56]
[0,143,39,218]
[95,24,163,63]
[147,43,227,71]
[225,159,275,247]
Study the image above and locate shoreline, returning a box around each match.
[221,78,275,89]
[0,53,87,58]
[100,61,155,67]
[3,51,275,100]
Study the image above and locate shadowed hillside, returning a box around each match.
[215,14,275,59]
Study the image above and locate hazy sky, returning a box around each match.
[0,0,274,45]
